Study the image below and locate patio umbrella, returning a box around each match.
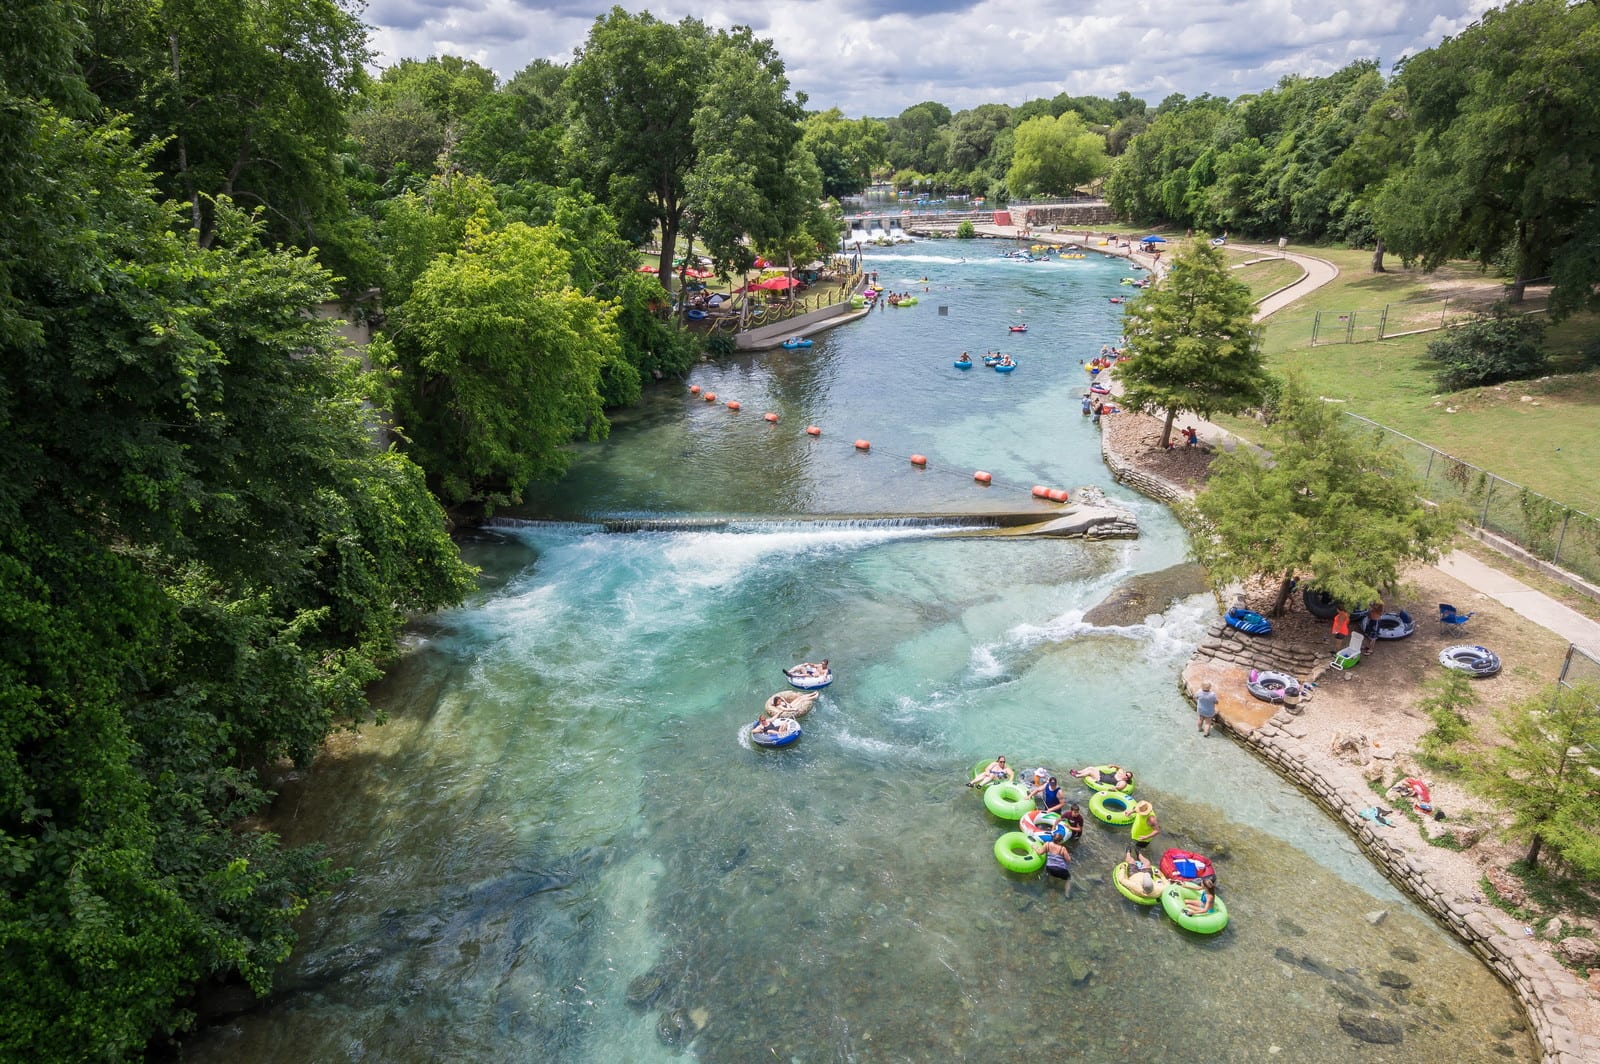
[635,264,660,273]
[1139,235,1166,244]
[760,276,800,290]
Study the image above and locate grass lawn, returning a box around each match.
[1206,245,1600,515]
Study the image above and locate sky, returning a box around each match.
[362,0,1500,117]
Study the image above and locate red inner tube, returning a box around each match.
[1160,848,1215,882]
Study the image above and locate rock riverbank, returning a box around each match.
[1096,411,1600,1064]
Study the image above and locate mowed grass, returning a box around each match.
[1217,245,1600,514]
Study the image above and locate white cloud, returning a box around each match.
[361,0,1501,117]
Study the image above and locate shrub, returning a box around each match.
[703,331,736,357]
[1416,668,1476,771]
[1426,310,1548,390]
[956,220,976,239]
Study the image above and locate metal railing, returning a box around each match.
[1344,413,1600,586]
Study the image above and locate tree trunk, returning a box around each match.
[658,213,680,295]
[169,33,203,238]
[1370,238,1385,274]
[1270,568,1296,616]
[786,250,795,307]
[1158,408,1176,450]
[1507,220,1529,304]
[1525,833,1543,869]
[675,226,695,327]
[739,264,750,331]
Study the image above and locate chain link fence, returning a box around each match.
[1345,413,1600,587]
[1261,284,1549,354]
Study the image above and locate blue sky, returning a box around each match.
[362,0,1497,116]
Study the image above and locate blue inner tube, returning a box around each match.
[1224,608,1272,636]
[953,360,972,369]
[749,720,800,747]
[1439,645,1501,677]
[1375,611,1415,639]
[993,363,1016,373]
[685,309,708,320]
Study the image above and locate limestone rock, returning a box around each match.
[1330,731,1370,764]
[1377,969,1413,989]
[1338,1009,1404,1045]
[1556,937,1599,965]
[1064,955,1094,986]
[1542,917,1564,940]
[1366,910,1389,926]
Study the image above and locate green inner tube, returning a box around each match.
[1113,861,1167,905]
[1089,791,1137,825]
[984,781,1033,820]
[968,757,1004,788]
[994,831,1045,874]
[1077,765,1134,793]
[1160,884,1230,934]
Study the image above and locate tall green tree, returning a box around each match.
[377,222,619,508]
[1005,112,1108,196]
[1188,375,1460,613]
[457,59,568,186]
[1117,237,1267,448]
[81,0,370,253]
[0,107,470,1060]
[800,108,886,198]
[1467,684,1600,874]
[1376,0,1600,305]
[884,100,951,175]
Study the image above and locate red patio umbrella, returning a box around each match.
[760,276,800,290]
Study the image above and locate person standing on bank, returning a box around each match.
[1195,681,1218,736]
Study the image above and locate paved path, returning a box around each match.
[1230,243,1341,319]
[1438,550,1600,655]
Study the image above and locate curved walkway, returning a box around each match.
[1230,242,1340,319]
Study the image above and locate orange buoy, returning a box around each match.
[910,454,927,466]
[763,412,779,423]
[726,400,741,411]
[703,392,717,402]
[1031,485,1050,498]
[689,384,701,395]
[974,471,992,484]
[1048,488,1070,503]
[854,439,871,451]
[806,425,822,437]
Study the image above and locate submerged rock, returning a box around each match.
[1337,1008,1404,1045]
[1083,562,1210,627]
[1389,945,1420,963]
[1377,970,1413,989]
[627,968,670,1008]
[656,1007,686,1045]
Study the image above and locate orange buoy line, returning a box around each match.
[681,390,1072,503]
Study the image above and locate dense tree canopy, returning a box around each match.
[1005,111,1108,196]
[1189,376,1460,613]
[1375,0,1600,307]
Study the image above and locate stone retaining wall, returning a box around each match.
[1099,423,1192,503]
[1021,204,1117,226]
[1234,710,1596,1064]
[1098,414,1598,1064]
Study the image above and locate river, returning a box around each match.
[182,242,1534,1062]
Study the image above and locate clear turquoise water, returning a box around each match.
[184,244,1533,1062]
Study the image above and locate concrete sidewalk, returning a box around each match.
[1437,550,1600,656]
